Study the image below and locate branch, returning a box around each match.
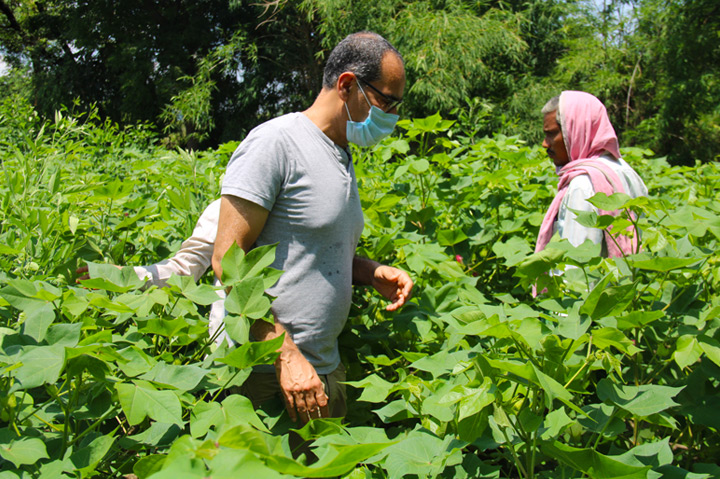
[625,54,642,127]
[0,0,25,37]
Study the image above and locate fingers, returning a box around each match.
[300,388,328,423]
[282,383,328,424]
[75,266,90,283]
[382,268,414,311]
[282,390,297,423]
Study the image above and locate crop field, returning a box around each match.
[1,94,719,478]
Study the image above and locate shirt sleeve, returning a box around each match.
[133,199,220,287]
[557,175,603,247]
[221,122,287,211]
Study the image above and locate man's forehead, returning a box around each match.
[378,53,406,94]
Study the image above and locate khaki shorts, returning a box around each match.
[240,362,347,419]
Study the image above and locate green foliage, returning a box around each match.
[506,0,720,164]
[1,93,720,476]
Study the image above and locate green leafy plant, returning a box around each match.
[1,93,718,477]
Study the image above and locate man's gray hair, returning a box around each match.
[322,31,403,89]
[542,95,561,127]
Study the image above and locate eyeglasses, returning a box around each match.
[357,77,402,113]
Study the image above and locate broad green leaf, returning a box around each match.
[697,335,720,367]
[166,275,221,305]
[189,401,224,439]
[217,334,283,370]
[70,433,115,474]
[673,335,702,369]
[223,277,271,319]
[421,381,459,423]
[121,423,182,448]
[372,193,404,212]
[45,323,82,347]
[374,399,416,423]
[613,438,673,468]
[13,345,65,390]
[597,379,683,417]
[437,228,468,246]
[410,349,475,378]
[141,363,208,391]
[580,273,613,318]
[117,346,157,377]
[344,374,396,403]
[218,424,272,455]
[292,418,347,442]
[542,441,651,478]
[0,436,49,468]
[615,311,665,330]
[116,381,183,425]
[515,246,565,280]
[37,458,73,479]
[257,438,394,478]
[578,403,625,436]
[587,192,633,211]
[220,394,269,433]
[492,237,532,267]
[457,409,490,443]
[593,328,642,356]
[558,308,591,340]
[382,430,463,479]
[145,456,207,478]
[136,317,188,338]
[455,379,495,421]
[653,465,714,479]
[21,303,55,342]
[220,243,278,286]
[532,365,572,403]
[0,280,60,310]
[208,449,287,479]
[540,407,573,440]
[222,314,250,344]
[408,158,430,174]
[81,263,145,292]
[630,257,702,272]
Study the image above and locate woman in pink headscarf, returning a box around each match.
[536,91,648,257]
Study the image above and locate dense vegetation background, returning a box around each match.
[1,1,720,478]
[1,0,719,164]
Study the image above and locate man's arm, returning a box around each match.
[353,256,413,311]
[211,195,268,279]
[212,194,328,424]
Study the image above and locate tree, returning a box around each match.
[0,0,323,146]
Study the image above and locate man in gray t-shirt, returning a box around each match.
[212,32,413,424]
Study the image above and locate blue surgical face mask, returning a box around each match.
[345,82,399,147]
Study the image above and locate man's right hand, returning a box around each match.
[275,349,329,423]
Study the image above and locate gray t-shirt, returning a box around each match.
[221,112,365,374]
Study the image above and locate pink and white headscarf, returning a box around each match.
[535,91,637,258]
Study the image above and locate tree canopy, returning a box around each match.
[0,0,718,163]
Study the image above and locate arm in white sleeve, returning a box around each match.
[557,175,603,247]
[134,199,221,287]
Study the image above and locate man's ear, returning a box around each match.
[337,72,355,102]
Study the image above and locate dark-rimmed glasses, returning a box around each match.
[357,77,402,113]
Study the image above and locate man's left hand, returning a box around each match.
[371,265,413,311]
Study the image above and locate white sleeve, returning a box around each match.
[134,199,221,287]
[557,175,603,247]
